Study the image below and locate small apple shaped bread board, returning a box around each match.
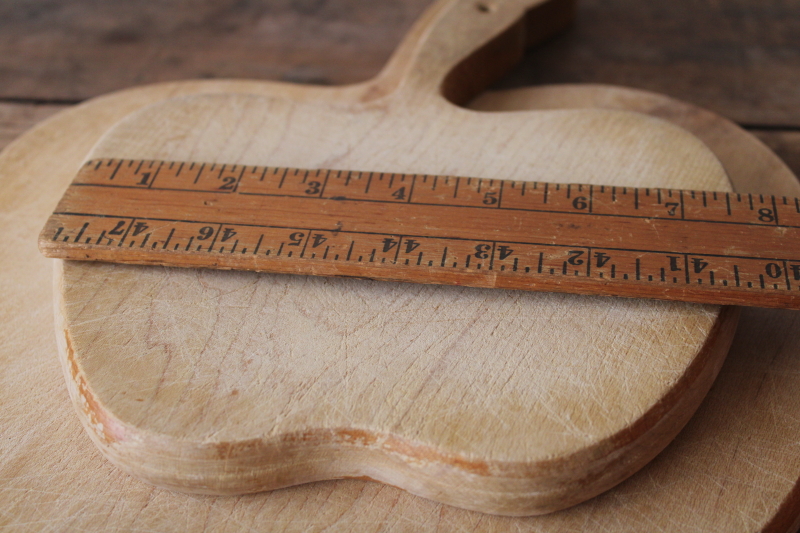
[46,0,755,517]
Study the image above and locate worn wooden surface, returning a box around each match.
[2,0,800,530]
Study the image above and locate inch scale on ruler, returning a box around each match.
[39,158,800,309]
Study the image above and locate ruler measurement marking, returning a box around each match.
[497,180,504,209]
[586,248,592,278]
[684,255,690,285]
[365,172,374,194]
[193,163,205,184]
[162,228,175,250]
[784,260,792,291]
[146,161,164,189]
[73,222,89,243]
[406,174,417,204]
[231,165,247,193]
[299,230,313,258]
[393,237,403,265]
[116,219,136,247]
[316,170,332,199]
[772,195,780,226]
[277,168,289,189]
[108,159,124,181]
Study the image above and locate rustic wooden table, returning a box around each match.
[2,0,799,168]
[2,0,800,531]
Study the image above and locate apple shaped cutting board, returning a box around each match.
[43,0,743,516]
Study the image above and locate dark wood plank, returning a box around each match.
[0,0,431,102]
[752,130,800,181]
[499,0,800,127]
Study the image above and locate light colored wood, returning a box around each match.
[2,81,800,533]
[46,0,743,516]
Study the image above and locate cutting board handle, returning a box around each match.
[362,0,575,105]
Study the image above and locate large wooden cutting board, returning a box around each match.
[1,0,799,529]
[4,81,799,532]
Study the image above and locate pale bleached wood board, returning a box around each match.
[50,0,739,516]
[1,81,799,533]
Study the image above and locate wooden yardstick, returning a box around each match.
[41,157,800,309]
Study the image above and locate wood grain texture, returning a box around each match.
[495,0,800,127]
[40,0,745,516]
[1,81,800,533]
[0,0,431,100]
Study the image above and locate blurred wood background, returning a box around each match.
[1,0,800,178]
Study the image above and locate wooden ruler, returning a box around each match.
[39,158,800,309]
